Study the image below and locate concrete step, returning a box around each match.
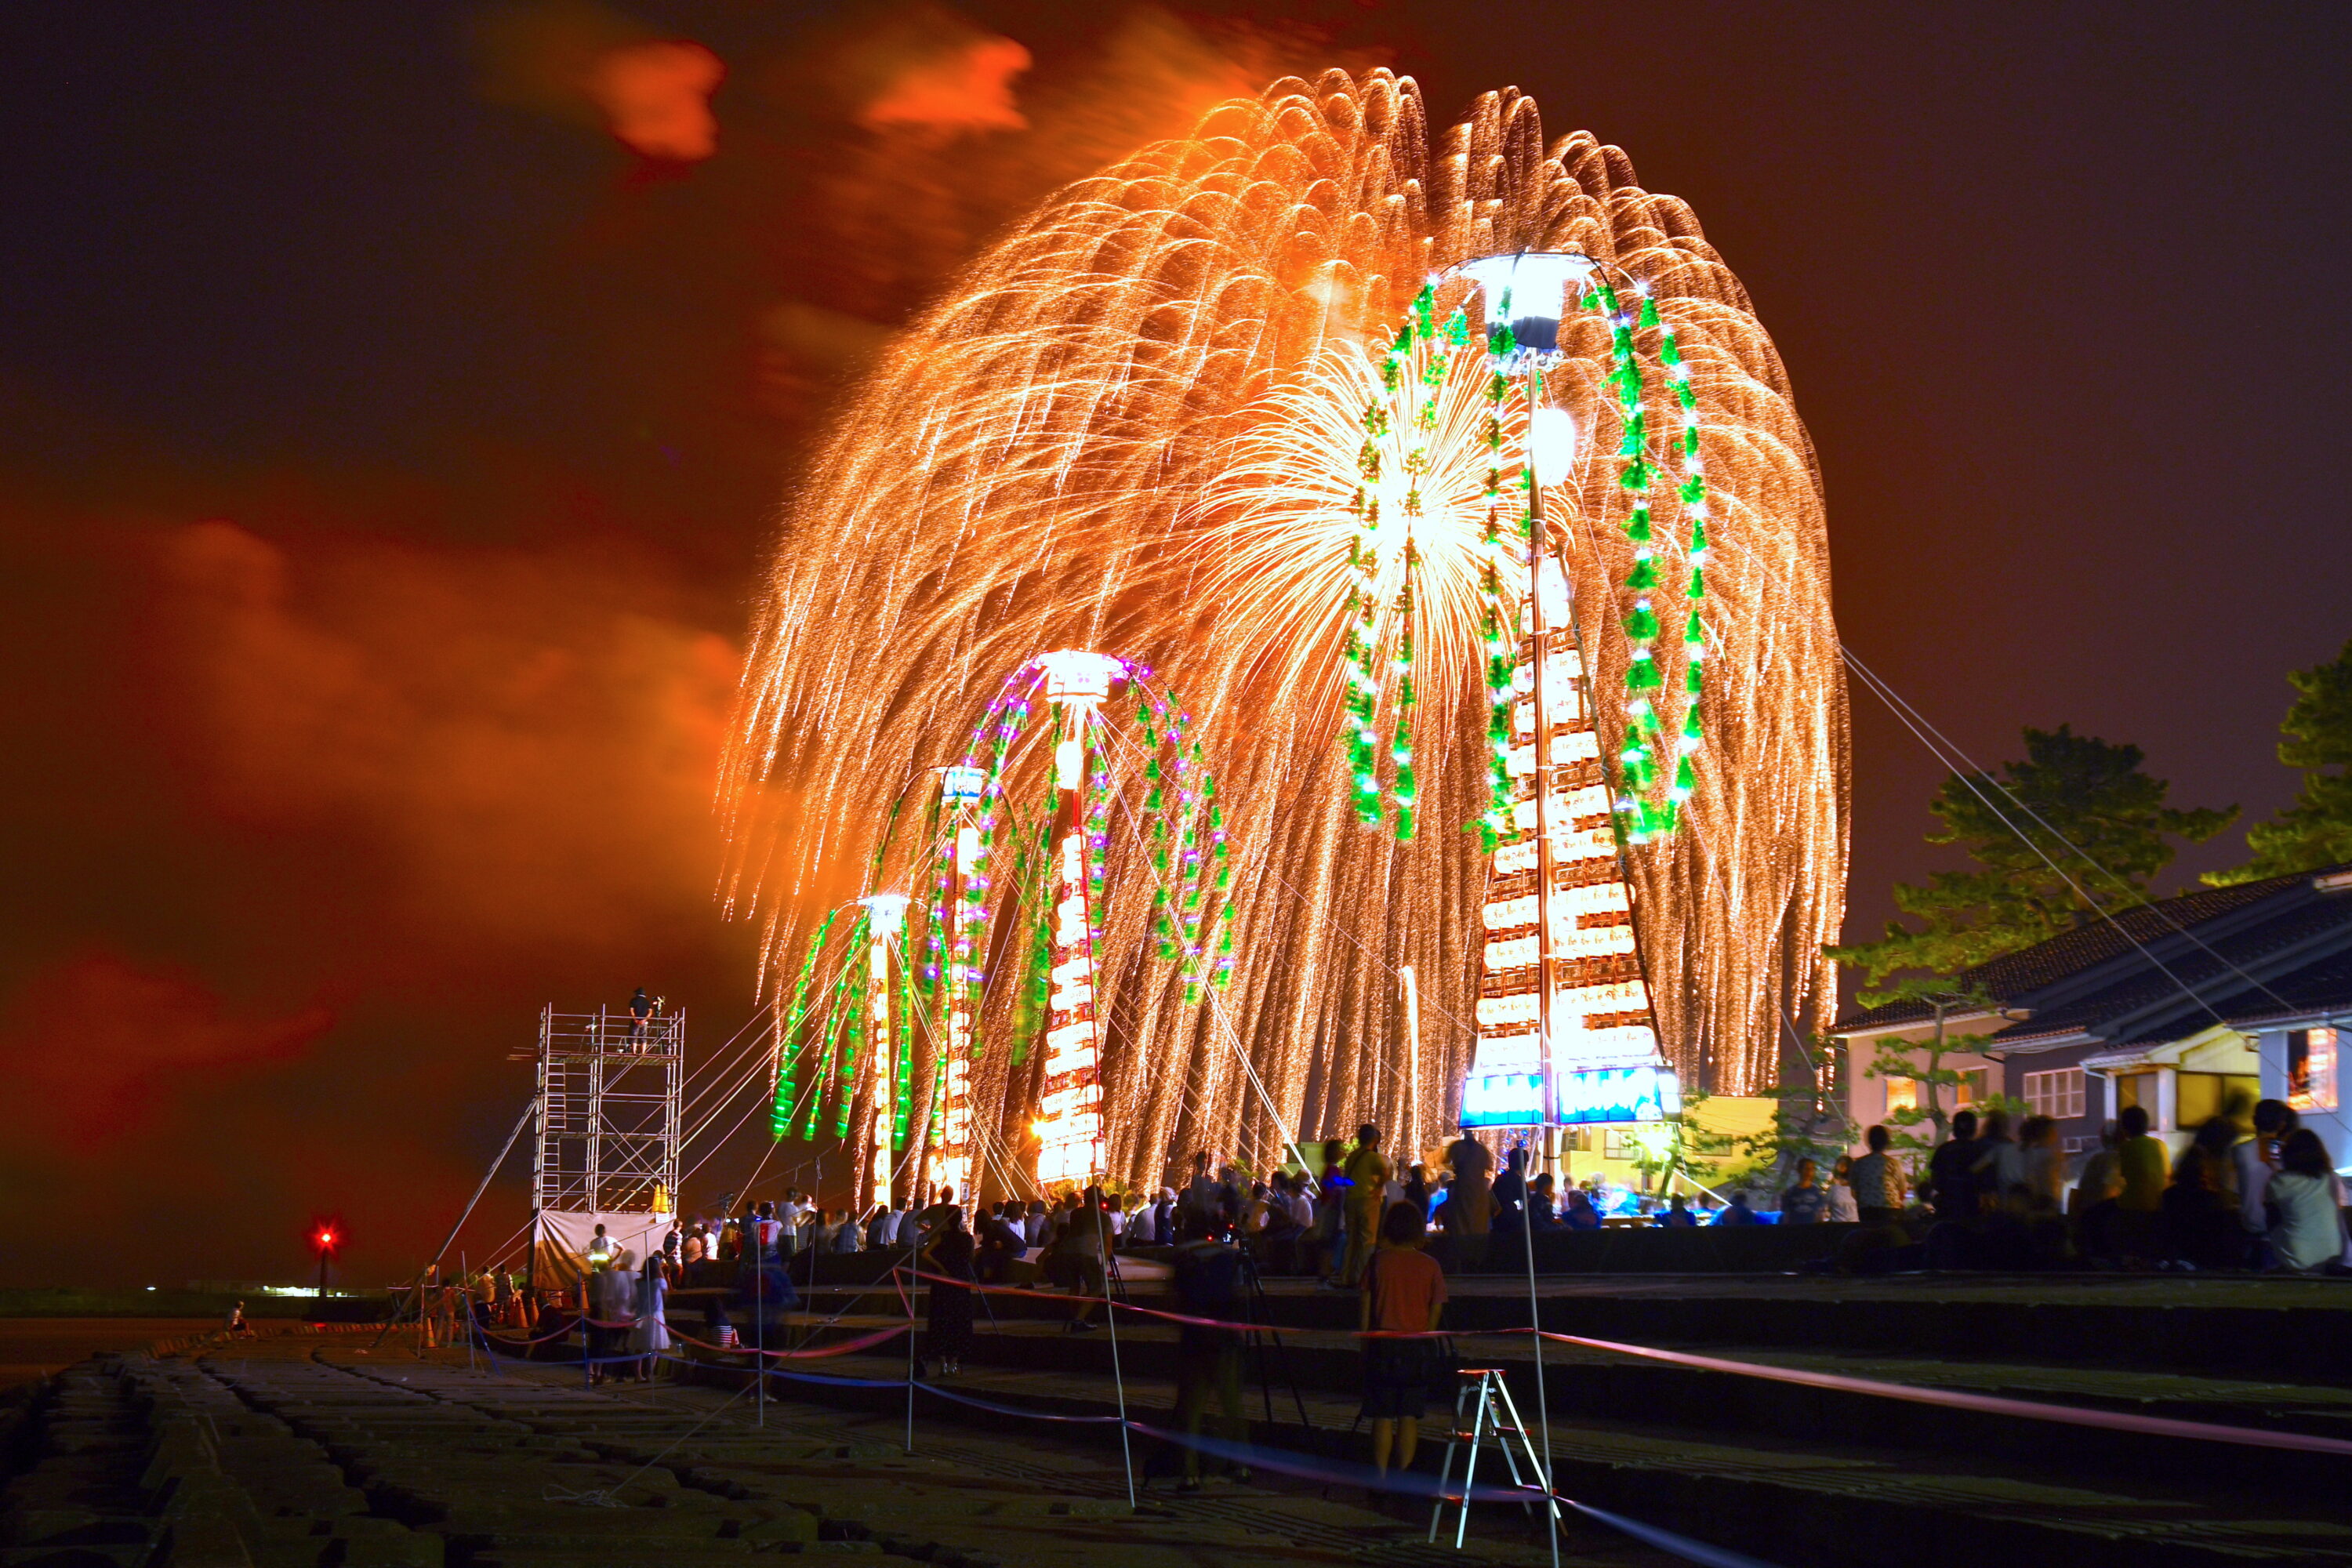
[735,1348,2352,1568]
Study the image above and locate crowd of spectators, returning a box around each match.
[1801,1102,2351,1272]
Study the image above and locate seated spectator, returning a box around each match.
[2236,1100,2296,1249]
[2264,1128,2349,1273]
[1780,1159,1827,1224]
[1824,1156,1860,1222]
[2071,1120,2125,1262]
[1652,1193,1698,1228]
[1527,1173,1566,1229]
[1563,1187,1605,1230]
[2163,1118,2245,1270]
[977,1203,1026,1283]
[1714,1192,1761,1225]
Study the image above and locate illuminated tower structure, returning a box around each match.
[1455,252,1678,1160]
[1035,650,1121,1188]
[929,764,987,1200]
[859,892,909,1210]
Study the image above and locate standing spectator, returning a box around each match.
[1923,1109,1982,1223]
[1284,1173,1315,1231]
[1062,1187,1111,1333]
[778,1189,808,1260]
[1781,1159,1827,1224]
[1441,1127,1494,1270]
[1170,1209,1249,1494]
[2263,1128,2349,1273]
[1846,1125,1907,1225]
[916,1184,961,1243]
[1308,1140,1349,1283]
[918,1208,977,1377]
[1490,1147,1530,1239]
[1361,1201,1448,1483]
[1824,1157,1860,1222]
[629,1254,670,1381]
[1151,1188,1177,1246]
[1341,1124,1393,1287]
[1179,1152,1220,1233]
[587,1258,636,1386]
[1403,1163,1432,1218]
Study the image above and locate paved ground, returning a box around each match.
[0,1333,1657,1566]
[0,1320,224,1391]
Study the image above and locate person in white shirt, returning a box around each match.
[2235,1101,2293,1236]
[778,1190,807,1257]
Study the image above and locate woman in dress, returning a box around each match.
[920,1208,978,1376]
[629,1251,671,1381]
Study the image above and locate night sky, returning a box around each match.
[4,2,2346,1287]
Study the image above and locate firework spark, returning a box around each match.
[724,70,1846,1184]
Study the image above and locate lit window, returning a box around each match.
[1955,1069,1989,1108]
[2024,1069,2085,1120]
[1883,1076,1918,1114]
[2288,1028,2339,1113]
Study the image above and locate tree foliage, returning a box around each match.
[1832,724,2236,991]
[2207,638,2352,885]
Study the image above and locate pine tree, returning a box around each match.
[1832,724,2236,993]
[2206,638,2352,885]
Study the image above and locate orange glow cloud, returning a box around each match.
[0,953,331,1155]
[860,34,1031,135]
[152,521,743,949]
[586,40,724,160]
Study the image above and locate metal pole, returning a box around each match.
[1519,369,1564,1568]
[1401,965,1421,1161]
[755,1212,766,1428]
[1525,368,1562,1182]
[1104,1280,1137,1508]
[903,1231,918,1454]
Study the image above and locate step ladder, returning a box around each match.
[1429,1366,1560,1548]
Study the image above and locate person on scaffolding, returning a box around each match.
[626,987,653,1047]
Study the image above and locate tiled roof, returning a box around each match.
[1834,867,2339,1035]
[1997,890,2352,1046]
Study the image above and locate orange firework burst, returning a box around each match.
[724,71,1846,1184]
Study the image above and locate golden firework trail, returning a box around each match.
[724,71,1846,1185]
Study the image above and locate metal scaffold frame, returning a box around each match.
[529,1005,683,1214]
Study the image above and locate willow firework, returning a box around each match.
[724,70,1846,1183]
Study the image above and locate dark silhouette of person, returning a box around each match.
[628,987,652,1046]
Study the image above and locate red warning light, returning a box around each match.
[315,1227,337,1251]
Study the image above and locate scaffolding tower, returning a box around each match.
[529,1005,683,1214]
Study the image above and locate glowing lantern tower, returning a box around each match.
[1036,650,1121,1187]
[929,764,987,1200]
[858,892,909,1209]
[1454,252,1675,1163]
